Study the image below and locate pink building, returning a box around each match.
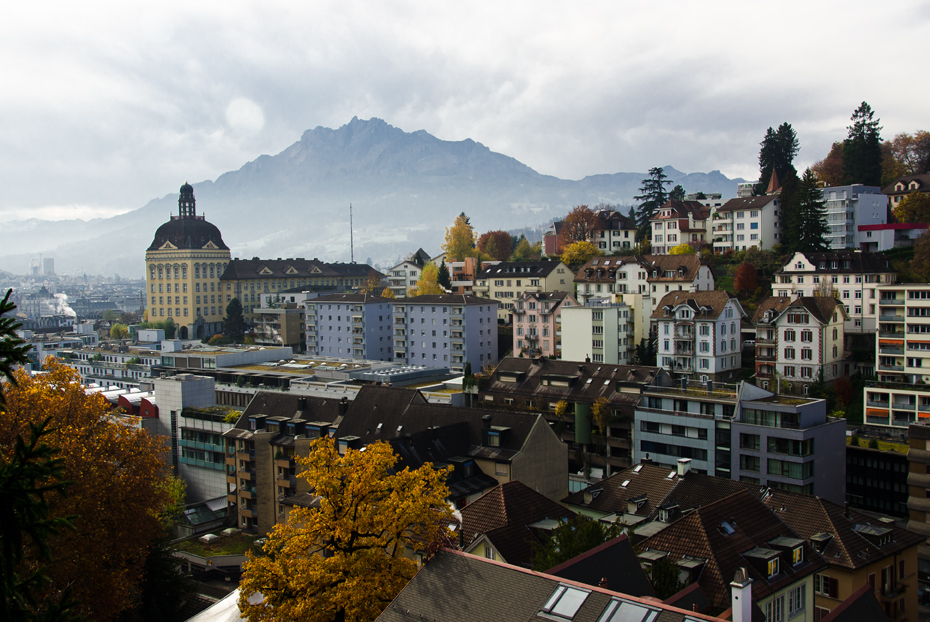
[512,291,578,359]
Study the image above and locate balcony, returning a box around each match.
[879,332,905,338]
[674,332,694,340]
[756,337,776,345]
[395,329,406,336]
[756,353,776,361]
[879,315,905,323]
[879,346,903,355]
[878,299,905,306]
[892,402,916,411]
[879,365,904,372]
[866,400,890,409]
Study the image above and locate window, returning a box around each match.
[541,585,590,619]
[765,595,784,622]
[788,585,805,617]
[767,557,780,578]
[792,546,804,565]
[814,575,838,598]
[740,434,760,450]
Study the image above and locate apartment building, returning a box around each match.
[773,251,897,333]
[511,291,577,359]
[859,222,929,252]
[543,208,637,256]
[864,382,930,430]
[752,296,848,395]
[711,194,781,253]
[634,378,845,503]
[304,293,394,360]
[906,420,930,596]
[653,290,746,382]
[392,295,498,372]
[819,184,887,250]
[387,248,432,297]
[875,283,930,385]
[649,200,710,255]
[473,260,574,321]
[561,301,634,365]
[252,305,306,351]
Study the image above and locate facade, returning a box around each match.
[820,185,886,250]
[753,296,848,395]
[305,293,394,360]
[711,195,781,253]
[252,305,306,351]
[859,222,929,252]
[387,248,431,297]
[875,283,930,385]
[560,301,634,364]
[883,173,930,210]
[511,291,577,359]
[863,382,930,430]
[145,183,231,340]
[652,290,746,382]
[392,295,498,373]
[473,260,574,322]
[906,421,930,595]
[592,209,637,252]
[773,251,897,333]
[846,445,909,519]
[220,258,381,314]
[649,200,710,255]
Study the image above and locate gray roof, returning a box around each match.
[477,260,567,279]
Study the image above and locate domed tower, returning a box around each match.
[145,183,232,340]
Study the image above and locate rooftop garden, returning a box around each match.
[173,533,263,557]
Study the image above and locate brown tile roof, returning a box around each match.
[461,481,575,568]
[562,464,680,517]
[643,254,705,283]
[783,296,846,325]
[751,296,792,323]
[650,201,709,221]
[716,195,778,213]
[820,582,888,622]
[477,260,568,279]
[639,489,826,609]
[546,535,655,597]
[651,290,740,320]
[882,173,930,195]
[761,488,923,571]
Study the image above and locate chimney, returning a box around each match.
[482,415,492,430]
[641,453,654,465]
[677,458,692,477]
[338,396,349,417]
[598,577,608,589]
[844,501,850,519]
[730,567,753,622]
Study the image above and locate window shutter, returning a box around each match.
[829,577,838,599]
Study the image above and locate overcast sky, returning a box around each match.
[2,0,928,222]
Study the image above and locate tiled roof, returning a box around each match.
[650,200,709,221]
[643,255,706,283]
[779,251,892,274]
[461,481,575,568]
[716,195,778,213]
[761,488,923,571]
[662,583,710,614]
[639,489,826,609]
[784,296,845,325]
[751,296,792,323]
[227,391,344,435]
[562,464,680,517]
[819,582,887,622]
[651,290,739,320]
[546,535,654,598]
[882,173,930,195]
[477,260,567,279]
[220,258,381,280]
[594,210,636,231]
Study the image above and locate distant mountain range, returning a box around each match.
[0,117,745,277]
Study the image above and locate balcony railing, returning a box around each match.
[879,365,904,372]
[879,315,905,322]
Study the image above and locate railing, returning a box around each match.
[879,365,904,372]
[878,299,905,306]
[866,400,890,409]
[879,332,905,338]
[879,315,905,322]
[892,402,916,411]
[756,353,776,361]
[879,346,903,354]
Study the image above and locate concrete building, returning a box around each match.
[846,445,909,519]
[392,295,498,373]
[145,182,231,339]
[511,291,578,359]
[820,184,886,250]
[875,283,930,385]
[305,293,394,360]
[859,222,929,252]
[711,194,781,253]
[906,420,930,597]
[387,248,431,297]
[649,200,710,255]
[252,305,306,351]
[863,382,930,430]
[653,290,746,382]
[560,301,634,365]
[473,260,574,322]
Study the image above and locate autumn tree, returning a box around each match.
[811,142,844,187]
[634,167,672,240]
[890,131,930,175]
[409,263,444,296]
[532,515,621,572]
[2,360,175,621]
[591,397,611,435]
[668,243,695,255]
[442,212,476,261]
[893,191,930,224]
[734,262,758,295]
[477,230,514,262]
[109,323,129,340]
[511,236,542,261]
[223,298,248,342]
[786,169,829,254]
[360,273,384,295]
[911,231,930,282]
[554,400,569,420]
[558,206,599,249]
[842,102,883,186]
[380,286,396,299]
[239,437,453,622]
[560,241,600,268]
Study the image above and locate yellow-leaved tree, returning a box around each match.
[1,359,175,621]
[380,286,396,299]
[239,437,453,622]
[442,212,476,261]
[668,243,696,255]
[560,241,600,268]
[408,263,444,296]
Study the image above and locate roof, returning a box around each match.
[882,173,930,195]
[651,290,741,320]
[716,195,779,213]
[306,293,392,304]
[642,254,706,283]
[779,251,892,274]
[650,200,709,221]
[460,481,575,568]
[546,535,655,598]
[376,549,728,622]
[562,464,681,518]
[859,222,928,231]
[662,583,711,614]
[751,296,792,323]
[148,216,229,252]
[395,294,499,306]
[477,260,567,279]
[219,258,381,281]
[778,297,846,326]
[594,209,636,231]
[639,489,826,609]
[761,488,923,571]
[223,391,344,439]
[819,582,888,622]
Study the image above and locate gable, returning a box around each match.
[158,240,178,250]
[203,240,219,249]
[259,266,273,275]
[286,266,298,275]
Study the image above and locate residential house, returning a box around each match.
[711,194,781,253]
[561,301,635,365]
[772,251,897,334]
[652,290,746,382]
[543,208,637,256]
[304,293,394,360]
[474,260,575,322]
[882,173,930,211]
[649,200,710,255]
[875,283,930,385]
[387,248,432,297]
[512,291,578,359]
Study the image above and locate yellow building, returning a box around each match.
[145,183,231,340]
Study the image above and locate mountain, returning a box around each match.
[0,117,745,276]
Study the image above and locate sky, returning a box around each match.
[2,0,929,223]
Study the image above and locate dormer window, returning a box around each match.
[909,181,919,190]
[768,558,780,578]
[792,546,803,565]
[488,432,500,447]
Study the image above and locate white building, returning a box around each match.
[560,301,634,364]
[387,248,432,298]
[712,195,781,252]
[821,184,886,250]
[649,201,710,255]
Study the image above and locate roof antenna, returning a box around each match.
[349,203,355,264]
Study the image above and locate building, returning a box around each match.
[560,301,634,365]
[773,251,897,333]
[543,208,637,256]
[634,378,846,503]
[252,305,306,351]
[393,295,498,372]
[820,185,886,250]
[649,200,710,255]
[387,248,432,297]
[305,293,394,360]
[883,173,930,211]
[145,182,231,340]
[473,260,574,322]
[875,282,930,385]
[859,222,929,252]
[846,445,909,519]
[752,296,849,395]
[762,488,922,622]
[220,258,382,314]
[652,290,747,382]
[906,421,930,596]
[864,382,930,430]
[511,291,578,359]
[711,194,781,253]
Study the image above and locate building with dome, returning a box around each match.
[145,183,231,340]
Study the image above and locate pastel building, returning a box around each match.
[560,301,634,365]
[512,292,577,359]
[305,293,394,360]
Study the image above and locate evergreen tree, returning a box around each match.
[634,167,672,241]
[669,185,686,201]
[787,169,829,254]
[842,102,883,186]
[223,298,248,342]
[437,260,451,290]
[755,122,799,195]
[0,290,30,407]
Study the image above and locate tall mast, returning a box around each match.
[350,203,354,263]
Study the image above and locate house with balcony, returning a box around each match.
[711,195,781,253]
[512,291,577,359]
[252,304,306,352]
[543,208,636,256]
[653,290,746,382]
[392,295,498,373]
[773,251,896,334]
[819,185,886,250]
[446,257,499,295]
[865,382,930,430]
[649,200,710,255]
[304,293,394,360]
[387,248,432,298]
[560,301,635,365]
[875,283,930,387]
[473,260,574,322]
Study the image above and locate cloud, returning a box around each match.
[226,98,265,136]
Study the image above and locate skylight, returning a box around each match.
[666,471,676,479]
[621,480,631,487]
[542,585,590,619]
[596,599,659,622]
[633,465,643,473]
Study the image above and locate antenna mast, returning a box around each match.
[349,203,354,263]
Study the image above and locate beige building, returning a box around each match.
[252,305,306,352]
[876,283,930,384]
[145,182,230,340]
[473,260,574,321]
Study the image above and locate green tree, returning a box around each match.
[532,515,620,571]
[633,337,656,366]
[911,231,930,281]
[109,323,129,340]
[649,556,684,600]
[442,212,476,261]
[161,317,176,339]
[669,185,686,201]
[634,167,672,240]
[437,260,452,290]
[223,298,248,342]
[511,237,542,262]
[842,102,883,186]
[893,192,930,224]
[0,290,30,407]
[786,169,829,254]
[755,123,799,196]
